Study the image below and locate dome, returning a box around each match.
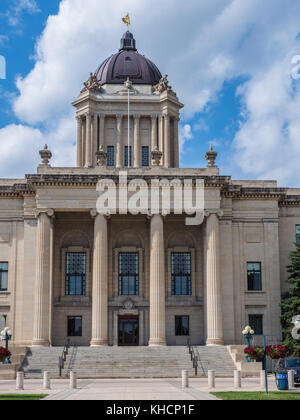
[95,31,162,86]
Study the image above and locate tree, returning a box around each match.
[281,243,300,357]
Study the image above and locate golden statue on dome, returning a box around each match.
[122,13,131,32]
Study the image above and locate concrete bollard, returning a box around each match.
[234,370,242,389]
[288,370,295,389]
[182,370,189,389]
[208,370,215,389]
[70,371,77,389]
[260,370,266,390]
[16,372,24,391]
[43,371,51,390]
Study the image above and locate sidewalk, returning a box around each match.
[0,376,297,400]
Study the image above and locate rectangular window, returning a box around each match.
[107,146,115,167]
[124,146,133,167]
[67,316,82,337]
[0,263,8,291]
[119,253,139,296]
[142,146,150,167]
[175,316,190,336]
[247,262,262,291]
[65,253,86,296]
[296,225,300,244]
[249,315,263,335]
[172,253,191,296]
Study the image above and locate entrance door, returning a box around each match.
[118,317,139,346]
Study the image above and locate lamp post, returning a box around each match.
[0,327,12,364]
[243,326,255,363]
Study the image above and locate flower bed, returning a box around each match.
[244,346,265,361]
[265,345,287,360]
[0,347,11,362]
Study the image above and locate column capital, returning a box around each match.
[133,114,140,120]
[204,209,223,219]
[35,209,54,219]
[151,114,159,121]
[163,113,170,120]
[76,115,83,122]
[116,114,123,121]
[90,209,111,220]
[99,113,105,120]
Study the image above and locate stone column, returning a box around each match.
[133,115,140,168]
[76,116,83,167]
[92,114,97,167]
[174,117,180,168]
[151,115,158,151]
[205,211,224,345]
[32,209,54,347]
[159,116,164,165]
[90,212,108,346]
[164,114,170,168]
[85,113,92,167]
[116,114,123,168]
[100,114,105,148]
[149,215,166,346]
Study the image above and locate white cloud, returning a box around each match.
[179,124,193,156]
[2,0,300,185]
[6,0,40,27]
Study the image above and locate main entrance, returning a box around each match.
[118,316,139,346]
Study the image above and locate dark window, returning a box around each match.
[107,146,115,167]
[65,253,86,296]
[67,316,82,337]
[175,316,190,336]
[124,146,133,167]
[296,225,300,244]
[249,315,263,335]
[119,253,139,296]
[142,146,150,167]
[0,263,8,291]
[247,262,262,291]
[172,253,191,296]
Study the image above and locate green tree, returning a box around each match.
[281,243,300,357]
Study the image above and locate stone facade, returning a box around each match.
[0,30,299,349]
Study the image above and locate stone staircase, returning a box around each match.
[21,346,236,379]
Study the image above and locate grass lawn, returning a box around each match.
[0,394,47,400]
[212,392,300,400]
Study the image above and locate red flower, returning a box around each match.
[0,347,11,357]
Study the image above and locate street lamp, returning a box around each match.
[0,327,12,364]
[243,325,255,363]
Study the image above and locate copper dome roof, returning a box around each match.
[95,31,162,86]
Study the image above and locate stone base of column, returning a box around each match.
[206,339,225,346]
[31,339,50,347]
[90,340,109,347]
[148,339,167,347]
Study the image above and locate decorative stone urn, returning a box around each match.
[205,146,218,167]
[39,145,52,166]
[151,147,163,166]
[96,145,107,167]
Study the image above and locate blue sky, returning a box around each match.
[1,0,300,186]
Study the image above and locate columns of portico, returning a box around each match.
[174,117,180,168]
[151,115,158,152]
[85,113,92,167]
[205,210,224,346]
[116,114,123,168]
[164,114,170,168]
[159,116,164,166]
[99,114,105,149]
[32,209,54,347]
[133,115,140,168]
[90,211,108,347]
[76,116,83,167]
[149,215,167,346]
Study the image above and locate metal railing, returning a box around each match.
[187,339,204,376]
[59,339,71,377]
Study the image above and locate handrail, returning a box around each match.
[58,339,71,377]
[187,339,198,376]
